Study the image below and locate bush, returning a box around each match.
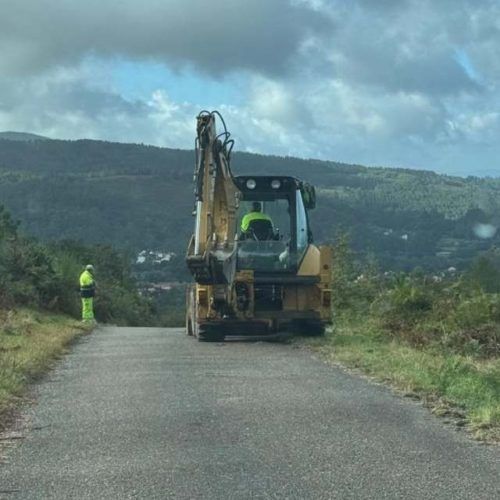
[331,234,384,317]
[333,238,500,358]
[370,273,434,331]
[49,240,155,325]
[453,292,500,328]
[0,204,154,326]
[466,254,500,293]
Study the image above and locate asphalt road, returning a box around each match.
[0,327,499,499]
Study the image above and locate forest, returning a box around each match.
[1,136,500,277]
[0,204,154,325]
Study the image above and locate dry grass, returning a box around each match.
[309,317,500,443]
[0,308,91,427]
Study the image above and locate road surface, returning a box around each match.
[0,327,499,499]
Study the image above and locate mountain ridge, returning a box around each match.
[1,131,498,179]
[0,137,499,272]
[0,131,50,142]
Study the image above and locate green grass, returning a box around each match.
[310,316,500,442]
[0,308,91,427]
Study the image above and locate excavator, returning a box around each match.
[186,111,332,341]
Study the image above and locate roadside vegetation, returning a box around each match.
[3,136,500,272]
[312,235,500,442]
[0,309,90,427]
[0,204,157,427]
[0,204,155,325]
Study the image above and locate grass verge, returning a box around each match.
[0,308,91,428]
[308,316,500,443]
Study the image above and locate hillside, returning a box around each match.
[0,131,50,142]
[1,137,499,272]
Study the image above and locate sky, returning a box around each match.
[1,0,500,177]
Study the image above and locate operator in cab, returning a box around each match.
[240,201,274,240]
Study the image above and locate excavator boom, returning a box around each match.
[187,111,240,285]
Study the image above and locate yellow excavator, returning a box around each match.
[186,111,332,341]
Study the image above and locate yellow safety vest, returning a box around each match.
[241,211,272,232]
[79,270,95,297]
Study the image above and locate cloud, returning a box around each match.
[314,0,485,96]
[0,0,330,77]
[0,67,152,143]
[1,0,500,176]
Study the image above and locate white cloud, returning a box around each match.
[1,0,500,175]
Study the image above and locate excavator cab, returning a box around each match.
[235,176,313,274]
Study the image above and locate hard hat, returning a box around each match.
[85,264,94,271]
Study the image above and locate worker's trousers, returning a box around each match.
[81,297,94,321]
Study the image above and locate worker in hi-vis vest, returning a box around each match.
[79,264,96,321]
[241,201,273,232]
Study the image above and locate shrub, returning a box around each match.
[332,243,500,358]
[0,204,154,326]
[453,292,500,329]
[371,275,434,332]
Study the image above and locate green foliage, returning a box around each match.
[320,241,500,440]
[453,292,499,328]
[330,233,354,311]
[0,204,154,325]
[465,249,500,293]
[93,285,153,326]
[331,233,384,317]
[333,240,500,358]
[1,138,500,274]
[153,285,186,327]
[370,279,500,358]
[371,275,435,333]
[0,208,57,307]
[0,204,18,239]
[4,239,48,306]
[316,321,500,441]
[0,309,90,421]
[48,240,155,325]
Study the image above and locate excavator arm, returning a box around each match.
[186,111,241,285]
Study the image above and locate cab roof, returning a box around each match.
[234,175,303,193]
